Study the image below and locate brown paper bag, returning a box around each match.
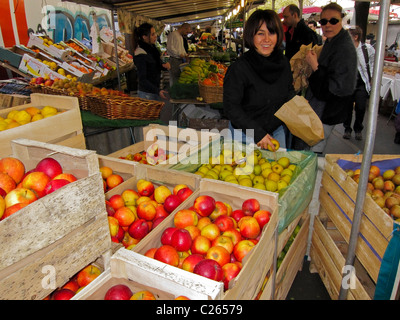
[274,95,324,146]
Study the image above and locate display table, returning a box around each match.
[381,74,400,101]
[80,110,164,155]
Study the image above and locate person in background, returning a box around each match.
[343,26,375,141]
[200,26,214,41]
[132,22,170,101]
[293,3,357,153]
[223,9,296,150]
[167,23,191,86]
[307,20,323,45]
[282,4,318,60]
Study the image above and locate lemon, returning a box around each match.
[50,62,57,70]
[41,106,58,117]
[57,68,65,75]
[14,110,31,125]
[25,106,41,117]
[0,120,8,131]
[7,110,19,120]
[31,114,44,122]
[6,121,20,129]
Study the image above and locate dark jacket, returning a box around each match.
[285,19,318,60]
[307,28,358,125]
[133,40,164,94]
[223,48,295,143]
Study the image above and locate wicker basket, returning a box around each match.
[198,81,223,103]
[29,85,90,111]
[88,95,164,120]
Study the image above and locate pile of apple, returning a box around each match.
[144,195,271,291]
[118,143,170,166]
[0,156,78,221]
[44,264,102,300]
[346,164,400,220]
[100,166,125,192]
[102,284,190,300]
[194,149,297,193]
[106,179,194,249]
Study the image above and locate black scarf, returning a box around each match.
[243,48,287,84]
[138,40,162,68]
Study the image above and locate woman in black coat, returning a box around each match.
[294,3,357,153]
[223,9,295,150]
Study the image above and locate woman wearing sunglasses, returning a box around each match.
[292,3,358,153]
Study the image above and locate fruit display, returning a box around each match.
[106,179,194,249]
[117,143,170,165]
[144,194,272,291]
[193,147,298,194]
[178,58,226,84]
[0,156,78,221]
[44,264,102,300]
[346,164,400,221]
[0,105,62,131]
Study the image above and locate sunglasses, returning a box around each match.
[319,18,340,26]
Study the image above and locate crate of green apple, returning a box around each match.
[133,179,279,300]
[0,139,110,300]
[104,164,201,249]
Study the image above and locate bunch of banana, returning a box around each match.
[178,58,211,84]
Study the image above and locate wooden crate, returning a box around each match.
[0,93,86,158]
[310,154,400,299]
[133,179,279,300]
[0,94,30,109]
[73,248,224,300]
[107,123,220,167]
[0,139,111,300]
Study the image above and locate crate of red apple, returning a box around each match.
[104,165,201,249]
[0,139,110,300]
[133,179,279,300]
[107,123,220,167]
[72,248,223,300]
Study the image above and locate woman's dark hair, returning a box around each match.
[133,22,153,51]
[321,3,345,18]
[349,25,363,41]
[243,9,284,50]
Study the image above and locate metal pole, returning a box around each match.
[112,9,121,91]
[338,0,391,300]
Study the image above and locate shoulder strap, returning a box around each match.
[361,43,372,83]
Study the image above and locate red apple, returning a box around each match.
[130,290,156,300]
[253,210,271,230]
[177,187,193,202]
[104,284,133,300]
[193,259,223,281]
[210,201,228,220]
[233,240,256,262]
[0,157,25,184]
[173,184,188,195]
[76,265,101,287]
[145,247,158,259]
[137,201,157,221]
[185,225,201,240]
[206,245,230,267]
[108,194,125,211]
[105,200,115,216]
[121,189,139,206]
[163,194,182,213]
[154,245,180,267]
[222,263,241,290]
[35,157,63,179]
[106,174,124,189]
[193,195,216,217]
[0,172,17,194]
[242,198,260,216]
[154,204,169,219]
[21,171,51,198]
[1,202,29,220]
[35,77,45,84]
[191,235,211,256]
[116,225,124,242]
[0,187,6,197]
[44,179,70,195]
[161,227,178,245]
[152,216,165,229]
[62,280,80,293]
[128,218,149,240]
[137,179,154,197]
[53,173,78,183]
[214,214,235,232]
[52,288,75,300]
[222,228,242,246]
[181,253,204,273]
[231,209,245,223]
[108,216,119,237]
[238,216,261,239]
[4,187,37,208]
[122,231,139,248]
[174,209,198,229]
[200,223,220,242]
[114,206,136,227]
[170,228,193,252]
